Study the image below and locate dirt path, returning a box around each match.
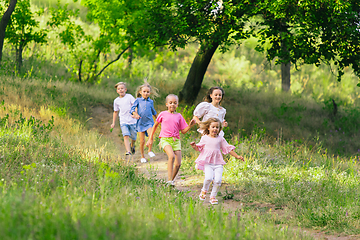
[89,104,359,240]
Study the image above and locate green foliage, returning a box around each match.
[3,0,47,70]
[255,0,360,83]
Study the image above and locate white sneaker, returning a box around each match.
[148,151,155,158]
[166,180,175,186]
[140,158,147,163]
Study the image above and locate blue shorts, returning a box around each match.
[120,124,137,140]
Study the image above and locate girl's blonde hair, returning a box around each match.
[136,81,159,98]
[199,118,222,135]
[203,86,225,104]
[114,81,126,89]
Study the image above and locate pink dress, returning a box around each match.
[195,135,235,171]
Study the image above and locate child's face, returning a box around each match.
[208,121,220,137]
[210,89,223,104]
[140,87,150,99]
[166,96,178,113]
[116,84,127,97]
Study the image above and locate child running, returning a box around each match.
[146,94,196,185]
[190,118,244,205]
[130,83,158,163]
[111,82,137,155]
[193,86,227,137]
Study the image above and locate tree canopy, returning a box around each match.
[255,0,360,83]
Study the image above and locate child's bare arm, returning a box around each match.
[229,150,244,161]
[181,119,196,134]
[190,141,199,151]
[193,116,201,125]
[111,111,119,128]
[146,121,160,147]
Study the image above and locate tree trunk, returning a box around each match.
[179,42,219,104]
[16,42,23,71]
[0,0,17,63]
[127,47,133,69]
[280,33,291,92]
[281,62,290,91]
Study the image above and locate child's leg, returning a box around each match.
[139,132,146,158]
[210,165,223,198]
[123,136,131,153]
[129,124,137,154]
[202,164,215,192]
[171,150,182,181]
[147,127,153,152]
[163,145,175,181]
[131,139,136,148]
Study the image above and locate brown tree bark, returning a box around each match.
[281,62,290,91]
[280,34,290,92]
[0,0,17,63]
[179,41,219,104]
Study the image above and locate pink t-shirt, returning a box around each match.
[156,111,188,139]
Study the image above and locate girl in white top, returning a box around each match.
[193,86,228,137]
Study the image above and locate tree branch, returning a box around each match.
[78,59,83,82]
[94,45,130,79]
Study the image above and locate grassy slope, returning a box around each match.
[2,0,360,236]
[0,75,312,239]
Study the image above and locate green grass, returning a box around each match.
[2,1,360,237]
[180,126,360,234]
[0,76,312,239]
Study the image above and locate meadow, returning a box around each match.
[1,0,360,238]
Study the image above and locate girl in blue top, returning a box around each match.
[130,83,157,163]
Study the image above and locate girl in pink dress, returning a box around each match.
[190,118,244,205]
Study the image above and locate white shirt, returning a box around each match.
[113,94,137,125]
[193,102,226,122]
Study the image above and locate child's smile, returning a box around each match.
[208,122,220,137]
[116,85,127,97]
[141,87,150,99]
[210,89,223,105]
[166,96,178,113]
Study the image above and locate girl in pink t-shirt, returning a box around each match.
[190,118,244,205]
[147,94,196,185]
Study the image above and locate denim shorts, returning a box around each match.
[120,124,137,140]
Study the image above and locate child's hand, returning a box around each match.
[133,113,140,119]
[189,119,196,127]
[146,139,153,148]
[223,121,228,127]
[111,123,115,128]
[190,141,196,146]
[236,155,244,161]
